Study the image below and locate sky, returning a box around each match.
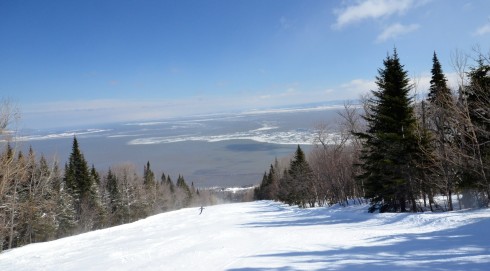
[1,0,490,129]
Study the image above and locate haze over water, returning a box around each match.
[20,106,342,187]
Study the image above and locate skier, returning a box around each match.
[199,206,205,215]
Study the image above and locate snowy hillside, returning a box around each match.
[1,201,489,271]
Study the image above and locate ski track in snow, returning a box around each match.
[1,201,490,271]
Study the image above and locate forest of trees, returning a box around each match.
[0,134,234,252]
[256,48,490,213]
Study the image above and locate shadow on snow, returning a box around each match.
[231,202,490,271]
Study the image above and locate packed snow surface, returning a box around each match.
[1,201,490,271]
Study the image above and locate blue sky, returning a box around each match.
[1,0,490,129]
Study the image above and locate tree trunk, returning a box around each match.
[8,179,17,249]
[447,189,453,211]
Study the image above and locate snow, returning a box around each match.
[1,201,490,271]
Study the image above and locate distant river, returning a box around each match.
[16,106,343,187]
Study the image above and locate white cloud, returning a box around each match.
[333,0,418,29]
[336,79,377,99]
[412,71,461,94]
[376,23,420,42]
[332,71,460,102]
[341,79,376,91]
[445,72,461,90]
[410,73,431,95]
[473,22,490,36]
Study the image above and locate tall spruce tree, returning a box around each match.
[357,49,418,212]
[166,175,175,193]
[105,168,122,225]
[287,145,314,208]
[64,137,97,222]
[176,175,192,207]
[426,51,456,210]
[254,172,267,200]
[428,52,452,105]
[267,164,279,200]
[255,164,281,201]
[91,165,100,186]
[143,161,155,188]
[255,172,269,200]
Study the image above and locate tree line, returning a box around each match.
[0,135,220,252]
[256,48,490,213]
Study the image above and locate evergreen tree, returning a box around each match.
[426,51,456,210]
[176,175,190,192]
[53,162,77,238]
[277,168,291,203]
[159,173,175,210]
[428,52,452,105]
[357,49,419,212]
[464,58,490,153]
[142,161,157,213]
[15,150,31,247]
[105,168,122,226]
[176,175,192,207]
[255,164,280,201]
[254,172,269,200]
[63,137,99,227]
[89,174,106,229]
[34,155,57,242]
[191,182,196,194]
[143,161,155,188]
[166,175,175,193]
[91,165,100,186]
[267,164,279,200]
[414,104,438,211]
[19,150,57,244]
[287,145,314,208]
[64,137,93,203]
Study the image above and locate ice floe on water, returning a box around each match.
[9,129,111,142]
[12,105,345,186]
[127,128,317,146]
[249,122,279,132]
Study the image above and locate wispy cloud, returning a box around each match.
[20,89,312,129]
[20,71,461,130]
[22,99,216,129]
[19,82,354,129]
[411,72,461,95]
[333,0,418,29]
[376,23,420,43]
[473,22,490,36]
[338,78,377,97]
[331,72,459,101]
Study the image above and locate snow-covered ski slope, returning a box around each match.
[1,201,490,271]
